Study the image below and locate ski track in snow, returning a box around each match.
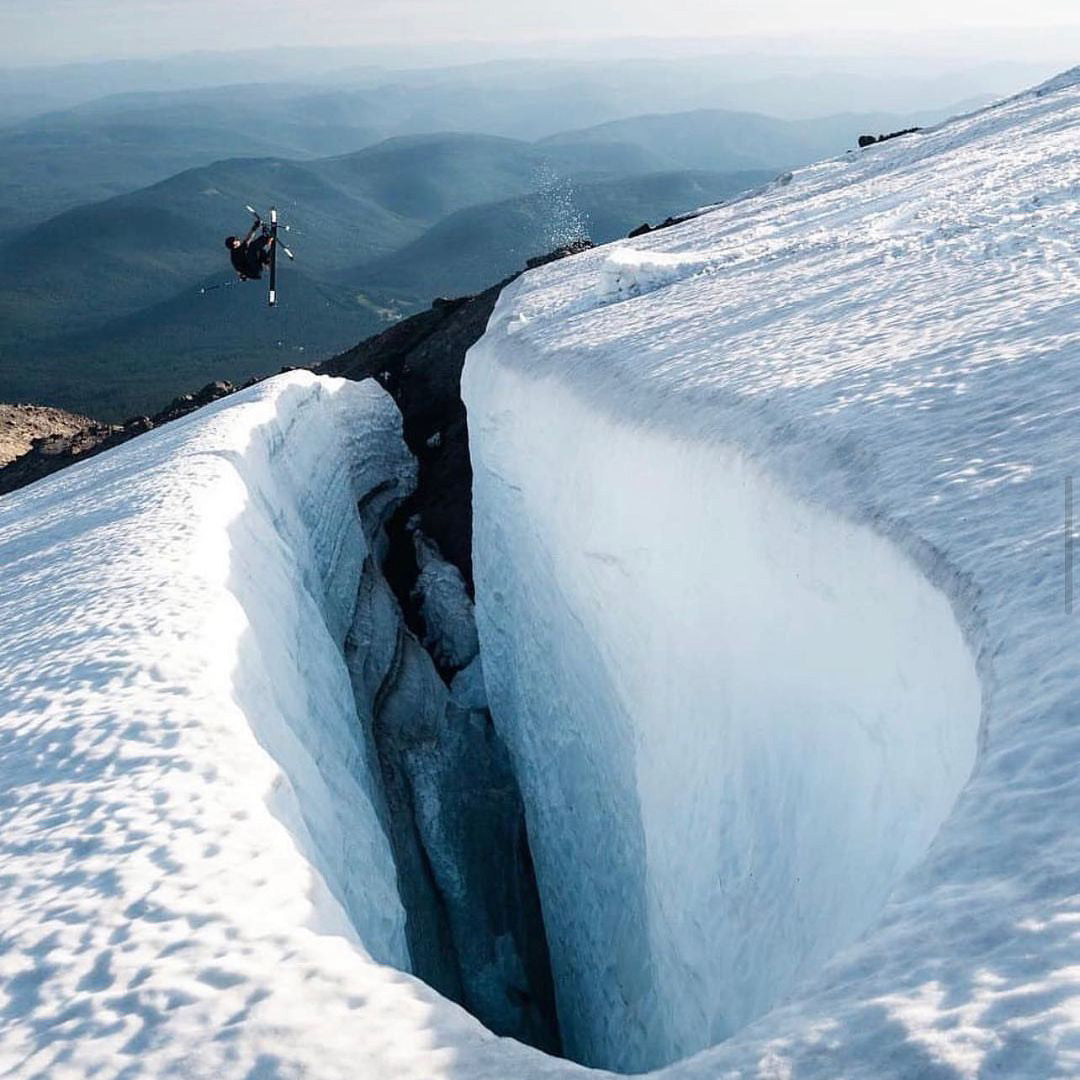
[0,69,1077,1080]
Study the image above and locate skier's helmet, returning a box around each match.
[225,236,239,248]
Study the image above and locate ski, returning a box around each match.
[239,203,292,303]
[268,206,278,308]
[246,204,288,231]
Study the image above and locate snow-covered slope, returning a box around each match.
[2,70,1078,1080]
[464,69,1080,1076]
[0,373,460,1078]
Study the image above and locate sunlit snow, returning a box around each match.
[465,67,1080,1076]
[0,67,1078,1080]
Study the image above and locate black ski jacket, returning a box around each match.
[231,240,267,280]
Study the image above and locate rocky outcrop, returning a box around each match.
[319,288,501,592]
[0,379,248,496]
[627,212,698,239]
[319,239,593,599]
[0,404,95,468]
[858,126,922,149]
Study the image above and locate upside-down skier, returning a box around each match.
[225,216,275,281]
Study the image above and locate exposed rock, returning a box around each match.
[0,404,96,468]
[319,280,507,594]
[322,241,594,610]
[627,211,699,239]
[858,126,922,149]
[525,239,593,269]
[0,379,251,496]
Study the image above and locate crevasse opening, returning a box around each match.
[464,359,983,1073]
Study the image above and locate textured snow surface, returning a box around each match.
[465,69,1080,1077]
[1,70,1078,1080]
[0,373,546,1080]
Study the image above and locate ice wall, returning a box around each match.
[0,373,430,1077]
[0,369,561,1077]
[464,359,982,1072]
[221,374,418,961]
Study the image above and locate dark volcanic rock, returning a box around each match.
[525,238,593,270]
[858,126,922,149]
[319,282,506,595]
[627,210,700,239]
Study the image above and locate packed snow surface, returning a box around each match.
[465,68,1080,1076]
[0,70,1078,1080]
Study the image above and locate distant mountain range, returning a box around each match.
[1,46,1044,127]
[0,101,971,418]
[0,67,988,236]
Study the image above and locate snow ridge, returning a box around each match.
[0,374,440,1079]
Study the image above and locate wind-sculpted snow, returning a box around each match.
[464,68,1080,1077]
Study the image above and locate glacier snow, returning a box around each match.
[0,67,1078,1080]
[464,360,981,1070]
[464,67,1080,1076]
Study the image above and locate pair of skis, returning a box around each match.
[245,205,294,307]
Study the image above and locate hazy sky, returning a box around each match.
[2,0,1079,65]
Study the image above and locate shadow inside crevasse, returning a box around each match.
[216,382,571,1059]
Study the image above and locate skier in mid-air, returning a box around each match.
[225,216,275,281]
